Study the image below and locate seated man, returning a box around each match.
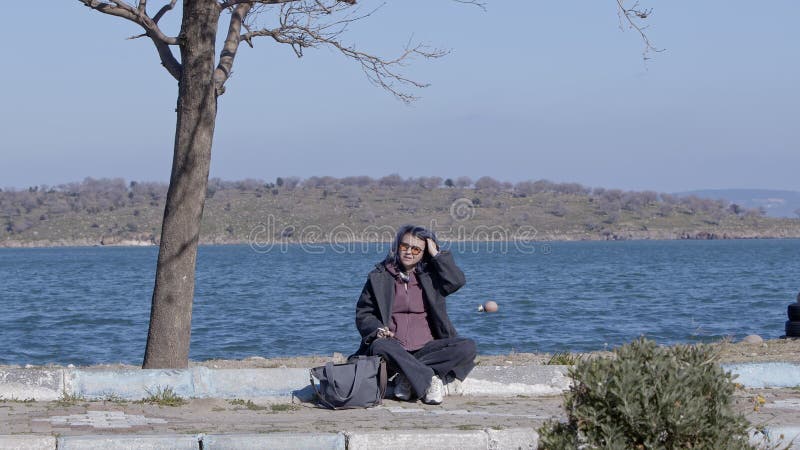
[352,225,476,405]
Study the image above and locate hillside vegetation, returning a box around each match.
[2,176,800,247]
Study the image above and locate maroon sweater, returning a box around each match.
[385,263,434,351]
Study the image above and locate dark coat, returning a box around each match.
[353,251,466,356]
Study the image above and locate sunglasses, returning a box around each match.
[398,242,424,256]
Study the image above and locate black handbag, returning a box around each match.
[310,355,387,409]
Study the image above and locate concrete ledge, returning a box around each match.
[0,435,57,450]
[66,369,194,400]
[346,430,489,450]
[750,426,800,449]
[0,369,63,402]
[485,428,538,449]
[203,432,345,449]
[195,368,309,400]
[63,367,310,401]
[6,362,800,402]
[463,366,570,396]
[1,365,571,401]
[57,434,199,449]
[724,363,800,388]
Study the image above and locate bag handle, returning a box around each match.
[324,359,366,403]
[310,370,337,410]
[378,359,387,399]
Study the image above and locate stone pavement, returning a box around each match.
[1,395,559,448]
[3,363,800,448]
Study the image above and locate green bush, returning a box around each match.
[538,338,752,449]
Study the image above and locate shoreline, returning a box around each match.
[4,337,800,370]
[3,233,800,249]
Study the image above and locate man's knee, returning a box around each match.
[368,337,402,356]
[459,338,477,360]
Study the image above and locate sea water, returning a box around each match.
[1,239,798,366]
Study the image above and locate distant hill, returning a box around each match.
[678,189,800,218]
[3,177,800,247]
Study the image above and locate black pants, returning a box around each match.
[367,337,477,398]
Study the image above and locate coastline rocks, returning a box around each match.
[742,335,764,345]
[680,231,724,240]
[100,235,156,246]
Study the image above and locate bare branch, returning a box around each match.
[242,1,443,102]
[616,0,663,59]
[153,0,177,23]
[79,0,178,45]
[451,0,486,11]
[219,0,354,9]
[127,32,148,40]
[138,0,147,14]
[79,0,139,22]
[214,4,252,94]
[221,0,298,9]
[79,0,182,80]
[140,17,180,45]
[151,36,182,80]
[109,0,138,14]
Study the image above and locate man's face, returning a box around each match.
[398,233,425,270]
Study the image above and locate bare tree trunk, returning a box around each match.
[143,0,220,369]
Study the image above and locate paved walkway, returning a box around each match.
[3,363,800,448]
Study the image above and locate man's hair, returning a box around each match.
[384,224,439,272]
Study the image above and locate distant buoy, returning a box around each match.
[478,301,499,313]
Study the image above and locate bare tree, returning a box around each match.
[76,0,656,369]
[76,0,465,369]
[532,179,557,194]
[417,176,443,190]
[454,176,472,188]
[378,173,404,188]
[341,176,374,188]
[282,176,301,190]
[474,176,501,192]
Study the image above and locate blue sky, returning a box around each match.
[1,1,797,192]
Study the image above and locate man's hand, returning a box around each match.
[426,238,439,257]
[377,327,395,339]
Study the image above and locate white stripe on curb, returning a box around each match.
[203,433,346,449]
[0,369,63,402]
[0,435,57,450]
[724,363,800,388]
[346,430,489,450]
[57,434,199,449]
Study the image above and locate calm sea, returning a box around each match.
[1,239,798,366]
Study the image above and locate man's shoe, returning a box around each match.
[393,374,411,401]
[443,377,463,396]
[422,375,443,405]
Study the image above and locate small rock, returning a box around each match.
[742,334,764,345]
[67,364,75,368]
